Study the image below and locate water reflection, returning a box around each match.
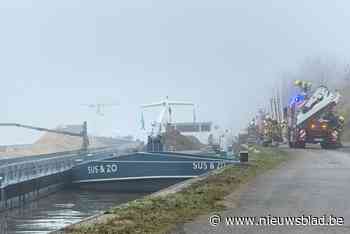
[0,189,145,234]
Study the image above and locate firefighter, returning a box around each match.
[280,120,288,143]
[337,115,345,132]
[248,118,258,143]
[271,119,283,144]
[323,111,338,129]
[262,116,273,146]
[249,118,256,128]
[335,115,345,147]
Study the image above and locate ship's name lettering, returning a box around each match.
[192,161,226,170]
[88,164,118,174]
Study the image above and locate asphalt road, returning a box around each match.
[173,146,350,234]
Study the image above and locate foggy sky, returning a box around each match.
[1,0,350,144]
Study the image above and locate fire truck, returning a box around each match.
[286,82,342,149]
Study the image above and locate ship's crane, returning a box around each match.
[141,96,196,137]
[0,122,89,150]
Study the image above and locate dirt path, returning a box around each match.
[173,148,350,233]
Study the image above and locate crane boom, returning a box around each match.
[0,122,89,150]
[81,102,119,116]
[141,101,194,109]
[0,123,81,137]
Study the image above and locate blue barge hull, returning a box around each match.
[71,152,238,192]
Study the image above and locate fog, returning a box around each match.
[1,0,350,144]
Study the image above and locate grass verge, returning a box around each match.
[65,146,288,234]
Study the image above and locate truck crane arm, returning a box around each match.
[296,87,340,126]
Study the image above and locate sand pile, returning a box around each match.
[162,125,203,151]
[0,125,134,157]
[33,133,106,153]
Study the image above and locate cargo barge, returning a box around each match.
[71,152,237,192]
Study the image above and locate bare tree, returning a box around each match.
[281,56,347,91]
[296,56,344,87]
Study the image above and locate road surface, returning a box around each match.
[173,146,350,234]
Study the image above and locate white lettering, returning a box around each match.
[88,164,118,174]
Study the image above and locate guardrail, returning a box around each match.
[0,143,138,168]
[0,142,142,188]
[0,142,142,211]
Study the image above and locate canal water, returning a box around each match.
[0,188,146,234]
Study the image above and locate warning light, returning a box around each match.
[290,93,305,106]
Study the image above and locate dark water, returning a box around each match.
[0,189,145,234]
